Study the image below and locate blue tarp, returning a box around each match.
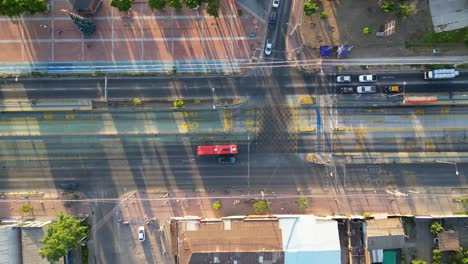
[320,46,332,57]
[337,45,349,58]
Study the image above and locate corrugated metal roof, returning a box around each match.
[438,230,459,251]
[0,227,21,264]
[22,228,50,264]
[279,216,341,264]
[366,219,405,250]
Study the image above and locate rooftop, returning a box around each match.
[173,217,283,264]
[438,230,460,251]
[366,218,405,250]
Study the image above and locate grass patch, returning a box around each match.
[423,64,454,70]
[456,63,468,69]
[420,27,468,45]
[454,211,468,215]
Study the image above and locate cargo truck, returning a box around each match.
[424,69,459,80]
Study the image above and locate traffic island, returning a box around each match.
[92,97,246,111]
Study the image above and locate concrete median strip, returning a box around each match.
[332,152,468,164]
[0,100,92,112]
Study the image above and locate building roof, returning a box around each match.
[438,230,459,251]
[21,228,50,264]
[429,0,468,32]
[0,226,21,264]
[173,217,284,264]
[366,218,405,250]
[279,216,341,264]
[172,216,342,264]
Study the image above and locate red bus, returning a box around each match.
[197,145,238,156]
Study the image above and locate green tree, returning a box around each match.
[296,197,310,210]
[174,99,185,108]
[184,0,199,9]
[397,4,412,18]
[206,0,220,18]
[253,200,269,214]
[303,0,319,16]
[62,10,96,36]
[39,212,88,262]
[21,204,33,213]
[0,0,47,17]
[147,0,167,10]
[433,249,442,264]
[380,1,395,13]
[168,0,182,9]
[363,212,373,218]
[133,98,142,105]
[430,221,444,235]
[320,11,328,19]
[110,0,133,12]
[411,260,427,264]
[362,27,372,35]
[212,200,221,210]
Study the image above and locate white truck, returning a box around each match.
[424,69,459,80]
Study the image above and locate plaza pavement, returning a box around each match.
[0,0,266,73]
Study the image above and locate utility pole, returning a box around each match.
[104,75,108,103]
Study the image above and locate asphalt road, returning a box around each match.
[1,71,467,100]
[0,103,466,197]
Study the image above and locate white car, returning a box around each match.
[336,75,351,83]
[273,0,279,8]
[138,226,145,241]
[356,86,377,94]
[358,74,377,82]
[265,40,272,56]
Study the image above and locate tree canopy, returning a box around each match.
[110,0,133,12]
[0,0,48,17]
[39,212,88,262]
[147,0,167,10]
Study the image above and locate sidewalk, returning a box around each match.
[0,0,265,74]
[118,187,468,225]
[0,192,91,220]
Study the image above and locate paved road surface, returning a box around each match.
[1,71,467,100]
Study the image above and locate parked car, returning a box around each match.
[273,0,279,8]
[268,10,277,30]
[356,86,377,93]
[59,183,78,191]
[384,85,401,93]
[340,87,354,94]
[358,74,377,82]
[218,156,236,164]
[138,226,145,242]
[265,40,272,56]
[336,75,351,83]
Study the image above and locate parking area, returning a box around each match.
[0,0,265,65]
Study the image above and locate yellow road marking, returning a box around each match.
[43,113,53,121]
[299,127,316,132]
[223,109,233,131]
[245,119,255,128]
[425,141,435,151]
[368,121,385,124]
[65,113,75,120]
[245,109,255,116]
[182,111,198,118]
[298,96,315,105]
[335,127,467,132]
[441,107,449,114]
[415,108,425,115]
[367,109,384,113]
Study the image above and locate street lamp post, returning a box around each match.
[211,87,216,110]
[435,160,459,176]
